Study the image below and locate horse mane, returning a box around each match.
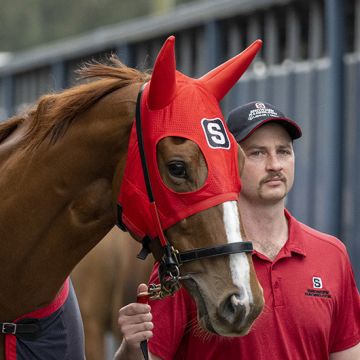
[0,116,24,143]
[0,55,151,149]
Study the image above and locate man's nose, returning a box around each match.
[266,154,282,171]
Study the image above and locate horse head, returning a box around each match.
[118,36,264,336]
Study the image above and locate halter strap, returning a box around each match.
[135,85,154,203]
[135,84,168,248]
[177,242,253,263]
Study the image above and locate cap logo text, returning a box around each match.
[255,102,266,109]
[248,106,279,121]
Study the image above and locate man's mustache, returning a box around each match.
[261,173,286,185]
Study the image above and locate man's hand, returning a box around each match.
[119,283,154,349]
[114,283,155,360]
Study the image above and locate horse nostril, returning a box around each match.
[219,291,247,324]
[233,286,246,302]
[230,293,242,307]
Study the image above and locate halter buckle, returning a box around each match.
[145,246,183,300]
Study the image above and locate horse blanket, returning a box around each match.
[5,278,84,360]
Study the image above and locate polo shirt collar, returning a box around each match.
[284,209,307,257]
[251,209,307,262]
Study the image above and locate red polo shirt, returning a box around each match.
[148,210,360,359]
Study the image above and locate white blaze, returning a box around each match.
[223,201,253,317]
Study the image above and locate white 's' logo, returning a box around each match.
[201,118,230,149]
[312,277,323,289]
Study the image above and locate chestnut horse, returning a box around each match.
[0,36,264,359]
[72,227,153,360]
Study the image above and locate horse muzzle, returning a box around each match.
[215,291,264,336]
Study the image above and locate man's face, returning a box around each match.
[239,122,295,205]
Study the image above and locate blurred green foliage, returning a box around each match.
[0,0,197,52]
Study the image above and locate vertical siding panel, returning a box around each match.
[288,63,318,227]
[343,55,360,286]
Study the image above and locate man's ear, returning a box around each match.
[238,144,245,176]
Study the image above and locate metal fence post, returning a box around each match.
[2,75,14,119]
[321,0,344,238]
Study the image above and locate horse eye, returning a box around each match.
[167,161,187,178]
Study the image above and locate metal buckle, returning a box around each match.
[146,246,193,300]
[146,246,182,300]
[147,283,163,300]
[2,322,17,334]
[170,247,181,266]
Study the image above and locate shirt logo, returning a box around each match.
[201,118,230,149]
[304,276,332,298]
[312,276,323,289]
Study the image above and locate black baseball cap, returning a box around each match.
[227,101,302,143]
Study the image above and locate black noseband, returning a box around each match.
[177,241,253,263]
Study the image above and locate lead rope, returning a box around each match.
[137,292,150,360]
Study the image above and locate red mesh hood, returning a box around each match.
[117,36,262,239]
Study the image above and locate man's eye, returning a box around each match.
[278,149,292,156]
[167,161,187,178]
[250,151,263,156]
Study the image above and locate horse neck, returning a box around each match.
[0,84,139,319]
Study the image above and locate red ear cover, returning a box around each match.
[198,39,263,101]
[147,36,177,110]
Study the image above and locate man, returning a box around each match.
[114,101,360,360]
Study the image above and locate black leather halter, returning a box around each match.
[117,85,253,299]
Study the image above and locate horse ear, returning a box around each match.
[198,40,263,101]
[147,36,177,110]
